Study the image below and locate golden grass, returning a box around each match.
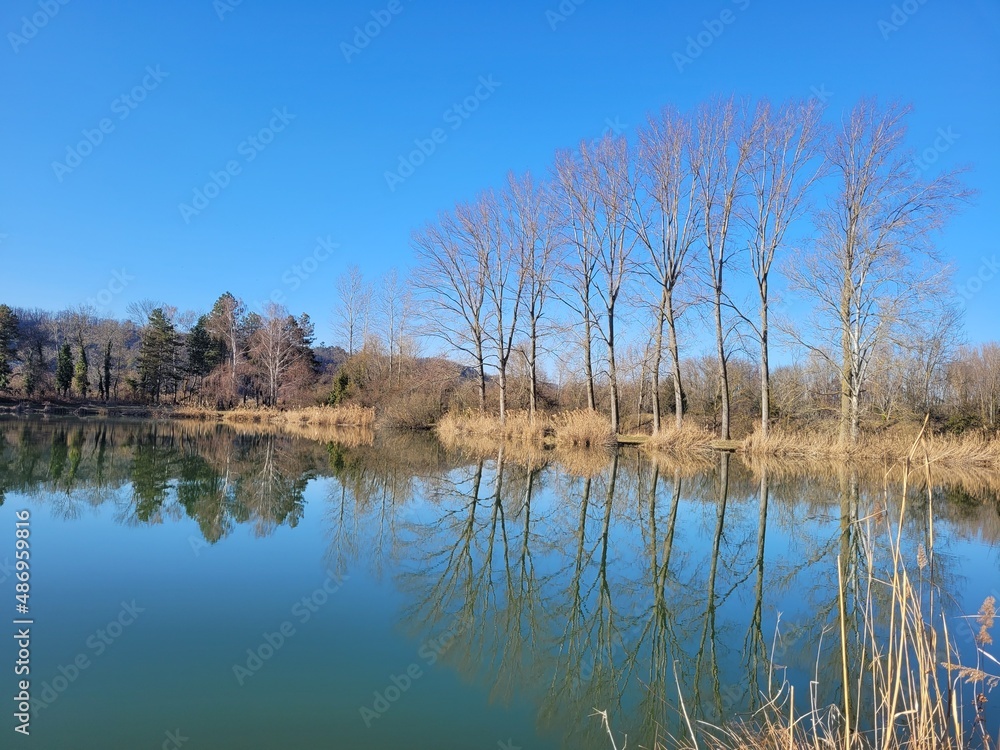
[436,409,615,450]
[742,424,1000,470]
[551,409,616,450]
[435,410,548,450]
[434,409,616,472]
[171,404,375,444]
[640,423,717,456]
[172,404,375,428]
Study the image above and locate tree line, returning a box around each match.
[409,95,981,443]
[0,296,317,407]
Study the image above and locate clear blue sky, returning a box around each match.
[1,0,997,346]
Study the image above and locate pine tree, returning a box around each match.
[137,308,179,403]
[186,316,224,377]
[0,304,19,392]
[56,343,74,397]
[74,339,89,397]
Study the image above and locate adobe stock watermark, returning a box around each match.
[177,107,296,224]
[878,0,930,40]
[214,0,243,22]
[251,235,339,314]
[341,0,411,63]
[673,0,751,73]
[603,116,627,137]
[546,0,587,31]
[7,0,72,54]
[52,65,169,183]
[912,126,960,173]
[160,729,189,750]
[806,84,834,107]
[384,75,501,192]
[956,255,999,309]
[232,570,348,686]
[85,268,135,310]
[359,616,467,727]
[31,600,145,714]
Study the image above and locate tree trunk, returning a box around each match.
[839,273,854,446]
[714,284,730,440]
[476,337,487,413]
[583,314,596,411]
[607,306,620,434]
[528,318,538,422]
[498,369,507,423]
[666,292,684,429]
[651,286,667,435]
[759,279,770,437]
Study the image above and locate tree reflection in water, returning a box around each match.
[2,417,997,748]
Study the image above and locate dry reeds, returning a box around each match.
[640,424,716,456]
[171,404,375,444]
[551,409,615,450]
[172,404,374,428]
[435,410,548,450]
[742,424,1000,470]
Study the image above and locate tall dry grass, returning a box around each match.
[435,410,548,449]
[743,424,1000,470]
[436,409,615,451]
[172,404,374,428]
[552,409,616,450]
[171,404,375,444]
[641,423,716,456]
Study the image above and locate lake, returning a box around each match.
[1,418,997,749]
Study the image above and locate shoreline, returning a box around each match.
[3,401,999,471]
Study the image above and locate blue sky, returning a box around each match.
[1,0,997,348]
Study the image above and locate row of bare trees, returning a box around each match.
[411,96,970,443]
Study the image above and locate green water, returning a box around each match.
[0,418,997,749]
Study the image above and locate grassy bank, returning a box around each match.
[170,404,376,444]
[171,404,374,427]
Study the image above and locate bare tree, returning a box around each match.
[333,266,372,357]
[740,98,826,436]
[377,268,415,386]
[467,188,523,421]
[566,133,638,434]
[506,172,558,422]
[691,97,753,440]
[248,303,312,406]
[633,106,701,432]
[206,292,247,403]
[413,206,490,411]
[788,99,970,444]
[553,148,599,412]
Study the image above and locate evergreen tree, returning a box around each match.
[102,340,114,400]
[0,304,19,392]
[186,316,224,377]
[74,339,89,397]
[137,308,179,403]
[56,343,74,397]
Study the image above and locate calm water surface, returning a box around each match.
[0,418,997,749]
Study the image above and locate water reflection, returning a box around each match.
[1,417,997,748]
